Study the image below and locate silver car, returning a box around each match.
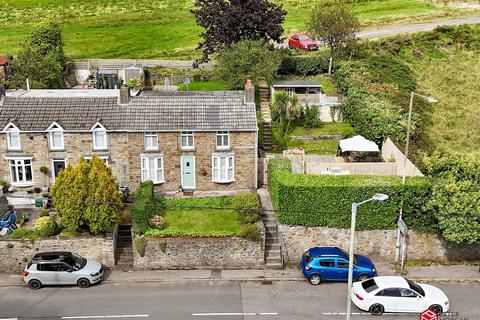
[23,251,104,289]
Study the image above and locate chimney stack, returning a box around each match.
[119,84,131,104]
[245,77,254,104]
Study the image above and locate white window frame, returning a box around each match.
[90,122,108,150]
[212,154,235,183]
[83,156,109,165]
[47,122,65,150]
[181,131,194,150]
[51,158,67,181]
[6,157,34,187]
[216,131,229,149]
[3,122,21,151]
[144,132,158,150]
[140,155,165,184]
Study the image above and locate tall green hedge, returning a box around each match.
[131,181,159,234]
[268,159,434,230]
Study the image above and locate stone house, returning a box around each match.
[0,83,258,195]
[0,55,8,85]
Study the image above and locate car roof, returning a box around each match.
[309,247,347,259]
[32,251,72,261]
[373,276,409,289]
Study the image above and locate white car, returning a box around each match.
[351,276,449,316]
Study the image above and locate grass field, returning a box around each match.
[0,0,478,59]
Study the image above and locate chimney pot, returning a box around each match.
[119,84,131,104]
[245,78,254,103]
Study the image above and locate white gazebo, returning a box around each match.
[339,135,381,162]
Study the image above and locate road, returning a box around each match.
[0,281,477,320]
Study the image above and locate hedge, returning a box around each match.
[268,159,434,230]
[278,55,330,76]
[132,181,159,234]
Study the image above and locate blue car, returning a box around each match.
[300,246,377,285]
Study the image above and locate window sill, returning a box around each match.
[181,148,196,152]
[49,148,66,152]
[11,182,35,188]
[216,147,231,151]
[6,148,22,152]
[144,148,160,152]
[212,179,235,184]
[92,148,109,152]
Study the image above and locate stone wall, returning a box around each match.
[279,225,480,264]
[0,130,256,193]
[0,235,115,273]
[133,237,264,270]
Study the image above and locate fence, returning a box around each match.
[306,161,398,176]
[381,138,423,177]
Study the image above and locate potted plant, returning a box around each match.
[26,187,34,194]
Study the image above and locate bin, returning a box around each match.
[35,198,43,208]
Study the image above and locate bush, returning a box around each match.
[268,158,434,230]
[34,216,58,237]
[39,209,49,217]
[278,55,330,76]
[134,236,146,257]
[231,193,261,224]
[149,215,165,230]
[9,228,39,240]
[241,224,261,242]
[299,105,322,128]
[131,181,159,234]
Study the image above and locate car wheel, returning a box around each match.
[370,303,384,316]
[308,274,322,285]
[429,304,443,314]
[356,274,370,282]
[77,278,90,288]
[28,279,42,290]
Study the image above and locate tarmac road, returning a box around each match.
[0,280,478,320]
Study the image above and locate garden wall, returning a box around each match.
[0,234,115,273]
[133,237,264,270]
[279,225,480,264]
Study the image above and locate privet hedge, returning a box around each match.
[268,159,434,230]
[132,181,159,234]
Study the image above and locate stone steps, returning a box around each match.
[115,224,134,271]
[258,187,283,269]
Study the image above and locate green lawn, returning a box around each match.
[291,122,355,137]
[287,138,339,155]
[0,0,477,59]
[178,80,229,91]
[145,209,244,237]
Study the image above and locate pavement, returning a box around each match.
[1,263,478,287]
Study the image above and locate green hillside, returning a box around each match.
[0,0,478,59]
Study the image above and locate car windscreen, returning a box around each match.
[341,249,360,266]
[64,254,87,271]
[298,35,311,41]
[303,251,312,263]
[361,278,378,293]
[406,278,425,297]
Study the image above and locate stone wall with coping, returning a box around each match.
[279,225,480,264]
[133,236,264,270]
[0,235,115,273]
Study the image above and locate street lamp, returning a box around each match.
[395,92,438,263]
[346,193,389,320]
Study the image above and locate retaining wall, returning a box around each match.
[133,237,264,270]
[279,225,480,264]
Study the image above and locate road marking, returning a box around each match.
[0,318,18,320]
[321,312,370,315]
[62,315,149,319]
[193,313,279,316]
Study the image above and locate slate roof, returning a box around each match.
[0,95,257,131]
[272,79,322,87]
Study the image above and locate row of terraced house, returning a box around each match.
[0,81,258,195]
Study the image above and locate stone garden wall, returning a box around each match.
[279,225,480,264]
[0,235,115,273]
[133,237,264,270]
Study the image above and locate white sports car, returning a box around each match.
[351,276,449,316]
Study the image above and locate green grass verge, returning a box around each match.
[1,0,477,59]
[144,209,243,237]
[178,80,229,91]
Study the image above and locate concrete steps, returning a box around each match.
[115,224,134,271]
[258,187,283,269]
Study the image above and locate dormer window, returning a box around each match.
[47,122,64,150]
[3,123,21,151]
[91,122,108,150]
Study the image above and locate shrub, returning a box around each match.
[35,216,58,237]
[9,228,39,240]
[278,55,329,76]
[134,236,146,257]
[300,105,322,128]
[231,193,261,224]
[268,158,433,230]
[39,209,49,217]
[149,215,165,230]
[131,181,159,234]
[241,224,261,242]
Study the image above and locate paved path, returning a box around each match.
[357,17,480,39]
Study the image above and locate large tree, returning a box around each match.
[307,2,359,60]
[7,21,72,89]
[51,156,121,234]
[192,0,286,62]
[215,40,281,89]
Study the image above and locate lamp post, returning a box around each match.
[394,92,437,263]
[346,193,389,320]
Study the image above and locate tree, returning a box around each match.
[307,2,359,62]
[192,0,286,62]
[215,40,281,89]
[7,21,72,89]
[422,153,480,244]
[270,91,300,147]
[51,156,121,234]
